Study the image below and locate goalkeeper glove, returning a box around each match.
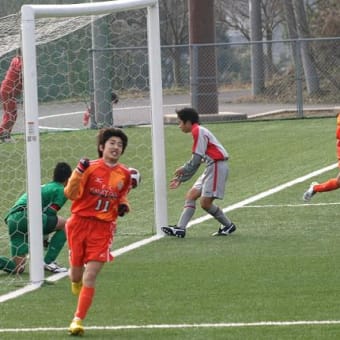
[118,204,129,217]
[77,158,90,173]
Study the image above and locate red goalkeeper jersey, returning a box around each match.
[64,158,131,222]
[1,56,22,95]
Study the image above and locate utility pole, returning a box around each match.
[188,0,218,114]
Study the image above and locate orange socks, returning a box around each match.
[314,179,340,192]
[75,286,95,320]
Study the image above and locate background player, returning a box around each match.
[161,107,236,238]
[0,162,72,274]
[0,48,22,143]
[303,112,340,201]
[65,127,132,336]
[83,91,119,127]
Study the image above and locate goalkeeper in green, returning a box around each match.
[0,162,72,274]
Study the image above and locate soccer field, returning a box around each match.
[1,117,340,339]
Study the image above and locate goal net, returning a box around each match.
[0,0,166,292]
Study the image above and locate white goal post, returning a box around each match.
[21,0,167,286]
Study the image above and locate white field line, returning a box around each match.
[244,202,340,208]
[37,102,189,120]
[1,320,340,333]
[36,103,189,130]
[0,162,337,304]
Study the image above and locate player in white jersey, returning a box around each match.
[162,107,236,238]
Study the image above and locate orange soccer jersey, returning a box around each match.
[64,159,131,265]
[64,158,131,222]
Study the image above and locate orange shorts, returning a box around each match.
[66,214,115,266]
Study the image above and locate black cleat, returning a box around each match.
[161,225,186,238]
[212,223,236,236]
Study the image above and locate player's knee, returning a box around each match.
[200,200,212,211]
[56,216,67,230]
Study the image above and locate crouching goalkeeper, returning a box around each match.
[0,162,72,274]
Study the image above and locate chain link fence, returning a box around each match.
[161,37,340,117]
[0,36,339,121]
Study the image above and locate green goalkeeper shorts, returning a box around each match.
[6,210,58,257]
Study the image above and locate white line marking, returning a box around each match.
[244,202,340,208]
[1,320,340,333]
[183,163,338,227]
[0,283,41,304]
[38,111,83,120]
[0,162,337,303]
[38,126,79,131]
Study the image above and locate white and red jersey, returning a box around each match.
[191,123,228,163]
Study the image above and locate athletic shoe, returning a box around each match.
[0,136,16,144]
[303,182,318,202]
[44,261,67,273]
[68,318,84,336]
[212,223,236,236]
[161,225,186,238]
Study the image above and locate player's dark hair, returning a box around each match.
[175,107,200,124]
[53,162,72,183]
[97,127,128,157]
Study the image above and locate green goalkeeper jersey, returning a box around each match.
[5,181,67,219]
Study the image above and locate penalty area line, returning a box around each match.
[0,163,337,303]
[185,162,338,227]
[242,202,340,208]
[1,319,340,333]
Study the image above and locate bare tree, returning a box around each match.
[216,0,283,82]
[159,0,189,87]
[216,0,283,42]
[261,0,284,78]
[216,0,250,40]
[281,0,320,95]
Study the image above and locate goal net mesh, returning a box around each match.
[0,5,168,291]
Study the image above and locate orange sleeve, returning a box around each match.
[64,170,85,201]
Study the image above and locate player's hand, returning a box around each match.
[76,158,90,173]
[169,177,181,189]
[118,204,129,217]
[174,167,184,177]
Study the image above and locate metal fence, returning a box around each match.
[0,37,339,119]
[161,37,340,117]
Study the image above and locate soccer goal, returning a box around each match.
[19,0,166,286]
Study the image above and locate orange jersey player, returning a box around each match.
[0,50,22,142]
[336,113,340,167]
[303,112,340,201]
[64,127,131,336]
